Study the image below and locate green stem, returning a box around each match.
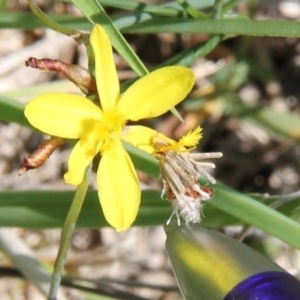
[72,0,148,77]
[221,0,243,16]
[47,165,91,300]
[176,0,208,19]
[212,0,224,19]
[27,0,83,36]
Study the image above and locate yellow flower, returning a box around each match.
[24,24,195,231]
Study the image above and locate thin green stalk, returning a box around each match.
[176,0,208,19]
[72,0,148,76]
[212,0,224,18]
[161,35,224,67]
[221,0,243,16]
[47,165,91,300]
[28,0,71,35]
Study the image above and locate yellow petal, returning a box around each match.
[64,137,101,185]
[97,141,140,231]
[25,93,103,138]
[118,66,195,121]
[122,125,159,154]
[90,25,120,111]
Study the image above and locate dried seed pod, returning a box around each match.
[25,57,97,95]
[152,128,222,225]
[19,137,65,175]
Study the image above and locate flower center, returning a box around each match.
[97,109,126,152]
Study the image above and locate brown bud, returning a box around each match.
[25,57,97,95]
[19,137,65,176]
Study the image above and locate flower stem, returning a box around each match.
[47,164,91,300]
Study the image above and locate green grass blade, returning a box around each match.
[0,12,90,30]
[97,0,221,12]
[221,0,243,16]
[72,0,148,76]
[123,18,300,37]
[0,96,30,127]
[176,0,208,19]
[210,183,300,249]
[98,0,185,17]
[0,190,169,228]
[28,0,79,37]
[0,187,300,249]
[160,35,224,67]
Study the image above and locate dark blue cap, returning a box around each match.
[224,271,300,300]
